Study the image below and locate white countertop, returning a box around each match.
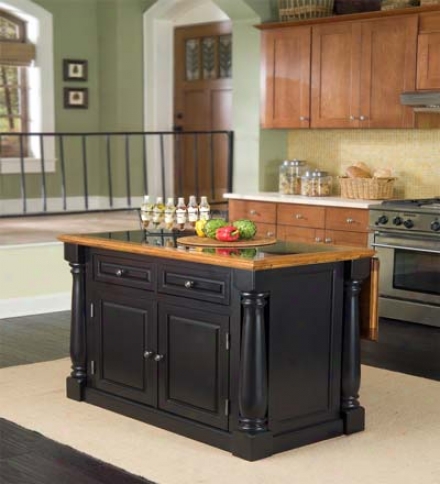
[224,192,379,209]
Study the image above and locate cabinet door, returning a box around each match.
[323,229,368,247]
[261,27,311,128]
[278,225,325,244]
[91,290,157,407]
[158,303,229,430]
[417,12,440,90]
[359,16,417,128]
[311,22,361,128]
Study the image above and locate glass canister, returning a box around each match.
[279,159,308,195]
[300,170,333,197]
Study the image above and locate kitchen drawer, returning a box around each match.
[278,225,325,244]
[256,222,276,238]
[325,207,369,233]
[93,253,155,291]
[158,263,230,305]
[228,200,276,224]
[277,204,326,228]
[324,230,368,247]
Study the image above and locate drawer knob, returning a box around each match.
[325,238,332,243]
[266,231,274,237]
[359,115,367,121]
[154,354,164,362]
[249,209,257,216]
[115,269,125,277]
[315,237,322,243]
[349,115,357,121]
[346,218,354,224]
[184,280,195,289]
[295,214,303,220]
[299,116,310,121]
[143,350,154,359]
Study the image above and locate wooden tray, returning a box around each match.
[177,235,277,248]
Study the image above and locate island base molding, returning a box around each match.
[78,387,353,461]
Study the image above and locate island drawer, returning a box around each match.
[92,253,155,291]
[158,263,230,305]
[277,204,326,228]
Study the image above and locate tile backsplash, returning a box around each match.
[285,129,440,199]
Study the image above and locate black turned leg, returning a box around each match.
[341,259,370,434]
[65,244,87,401]
[232,292,273,461]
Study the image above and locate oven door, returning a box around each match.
[371,233,440,327]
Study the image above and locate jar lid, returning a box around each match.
[302,170,330,178]
[282,159,306,166]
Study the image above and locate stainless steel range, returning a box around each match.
[369,197,440,328]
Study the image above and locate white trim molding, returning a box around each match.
[0,292,71,319]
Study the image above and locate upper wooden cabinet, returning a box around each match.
[417,12,440,89]
[261,27,311,128]
[311,15,417,128]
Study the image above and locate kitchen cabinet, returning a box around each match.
[261,27,311,128]
[61,232,374,461]
[228,199,276,237]
[417,12,440,89]
[311,15,417,128]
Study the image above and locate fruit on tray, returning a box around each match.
[195,219,207,237]
[215,226,241,242]
[204,218,228,239]
[232,219,257,240]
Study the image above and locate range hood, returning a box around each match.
[400,91,440,113]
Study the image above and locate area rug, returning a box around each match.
[0,358,439,484]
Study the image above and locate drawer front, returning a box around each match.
[228,200,276,224]
[277,204,326,228]
[256,222,277,238]
[158,263,230,305]
[278,225,325,244]
[324,230,368,247]
[325,207,369,233]
[93,253,155,291]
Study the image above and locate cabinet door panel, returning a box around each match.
[360,16,417,128]
[324,230,368,247]
[311,22,361,128]
[92,291,156,406]
[278,225,325,244]
[261,27,311,128]
[228,199,276,223]
[158,303,229,430]
[417,32,440,90]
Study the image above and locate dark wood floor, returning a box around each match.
[0,311,156,484]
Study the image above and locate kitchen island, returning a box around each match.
[59,229,374,461]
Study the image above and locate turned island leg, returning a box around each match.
[65,244,87,401]
[342,258,371,434]
[232,292,273,461]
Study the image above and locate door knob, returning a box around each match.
[184,280,194,289]
[154,354,164,362]
[115,269,125,277]
[143,350,154,359]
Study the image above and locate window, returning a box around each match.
[0,8,34,158]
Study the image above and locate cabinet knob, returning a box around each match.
[266,231,274,237]
[299,116,310,121]
[295,214,303,220]
[325,238,332,243]
[154,354,164,362]
[315,237,322,243]
[346,218,354,224]
[143,350,154,359]
[184,280,194,289]
[115,269,125,277]
[249,209,257,216]
[359,115,367,121]
[349,115,357,121]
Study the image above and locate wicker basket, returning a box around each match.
[381,0,419,10]
[339,177,396,199]
[278,0,335,21]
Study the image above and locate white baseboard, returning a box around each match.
[0,292,71,319]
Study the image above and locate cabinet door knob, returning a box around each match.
[115,269,125,277]
[349,115,357,121]
[143,350,154,359]
[359,115,367,121]
[295,214,303,219]
[325,238,332,243]
[184,280,194,289]
[315,237,322,243]
[266,231,274,237]
[249,209,257,216]
[346,218,354,224]
[154,354,164,362]
[299,116,310,121]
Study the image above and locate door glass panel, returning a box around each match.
[202,37,216,79]
[219,35,232,78]
[393,249,440,296]
[0,15,20,40]
[185,39,200,81]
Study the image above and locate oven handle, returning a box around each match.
[371,242,440,255]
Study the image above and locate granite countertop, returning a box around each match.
[58,230,374,271]
[224,192,380,209]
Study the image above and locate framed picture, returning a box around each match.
[64,87,88,109]
[63,59,88,81]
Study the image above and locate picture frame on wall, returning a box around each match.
[63,59,88,81]
[64,87,88,109]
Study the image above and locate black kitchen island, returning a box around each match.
[59,230,374,461]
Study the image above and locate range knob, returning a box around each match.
[431,220,440,232]
[375,215,389,225]
[392,216,403,226]
[403,219,414,229]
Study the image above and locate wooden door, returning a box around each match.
[261,26,311,128]
[417,12,440,90]
[311,22,361,128]
[158,302,230,430]
[174,22,232,203]
[91,289,157,407]
[359,16,417,128]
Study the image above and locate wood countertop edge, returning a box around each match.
[58,234,375,271]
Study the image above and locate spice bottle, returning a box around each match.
[199,196,211,221]
[187,195,199,227]
[176,197,187,230]
[140,195,154,229]
[164,197,176,229]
